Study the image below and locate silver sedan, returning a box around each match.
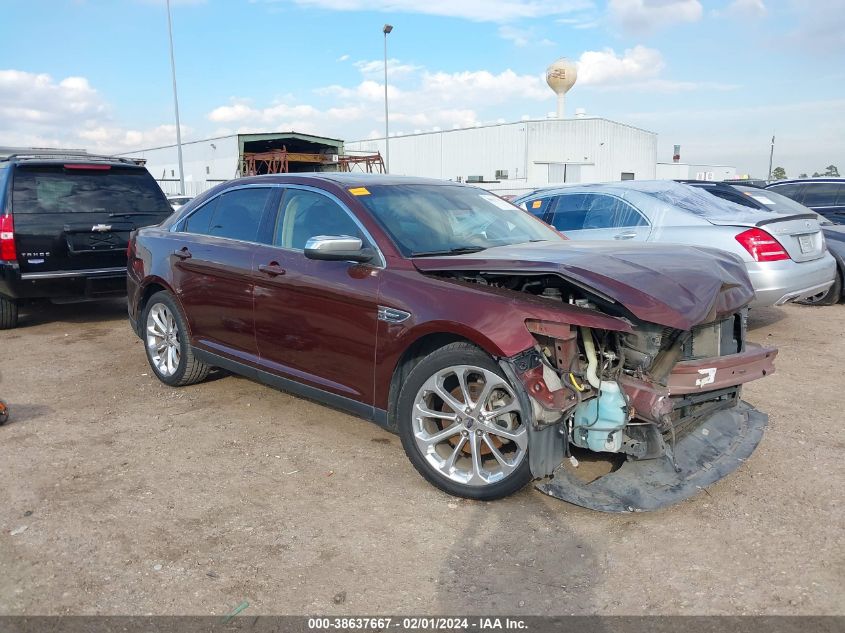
[514,180,836,307]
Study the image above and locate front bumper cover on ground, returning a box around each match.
[537,401,767,512]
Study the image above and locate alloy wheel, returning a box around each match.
[146,303,181,377]
[412,365,527,486]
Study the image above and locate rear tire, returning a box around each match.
[799,269,842,306]
[142,291,210,387]
[397,342,532,501]
[0,295,18,330]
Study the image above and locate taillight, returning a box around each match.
[735,227,790,262]
[0,215,15,261]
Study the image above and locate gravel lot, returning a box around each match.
[0,299,842,616]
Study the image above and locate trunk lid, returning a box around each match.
[707,213,826,263]
[412,241,754,331]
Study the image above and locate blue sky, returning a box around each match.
[1,0,842,177]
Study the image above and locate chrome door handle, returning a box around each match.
[258,262,286,277]
[614,231,637,240]
[174,247,192,259]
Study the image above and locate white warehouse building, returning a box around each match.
[345,116,658,197]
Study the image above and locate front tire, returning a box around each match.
[397,342,532,501]
[143,291,210,387]
[0,295,19,330]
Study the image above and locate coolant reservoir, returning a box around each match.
[571,381,627,453]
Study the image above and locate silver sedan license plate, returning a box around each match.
[798,234,814,254]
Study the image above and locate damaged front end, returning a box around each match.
[418,246,777,512]
[503,311,775,512]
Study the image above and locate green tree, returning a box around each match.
[822,164,840,177]
[771,166,787,180]
[799,173,808,178]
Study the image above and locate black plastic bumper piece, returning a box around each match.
[536,401,767,512]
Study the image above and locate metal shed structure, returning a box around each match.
[120,132,344,196]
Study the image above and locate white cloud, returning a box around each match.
[0,69,183,154]
[497,25,554,47]
[608,0,703,33]
[576,45,664,85]
[354,58,422,78]
[253,0,595,22]
[337,54,350,62]
[723,0,766,17]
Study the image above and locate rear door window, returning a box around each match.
[580,194,648,229]
[210,188,272,242]
[12,165,170,216]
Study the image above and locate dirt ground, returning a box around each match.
[0,299,842,616]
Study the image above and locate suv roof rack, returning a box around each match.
[0,150,144,166]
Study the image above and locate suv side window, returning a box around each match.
[274,189,364,250]
[802,182,841,208]
[767,183,804,202]
[184,187,272,242]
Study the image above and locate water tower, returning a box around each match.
[546,58,577,118]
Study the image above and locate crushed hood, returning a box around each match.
[412,241,755,330]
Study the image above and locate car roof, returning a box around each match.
[767,178,845,185]
[515,179,698,199]
[230,172,468,188]
[0,151,144,168]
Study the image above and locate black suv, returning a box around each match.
[765,178,845,224]
[0,151,173,328]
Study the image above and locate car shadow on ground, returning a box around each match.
[13,298,129,330]
[433,490,599,614]
[747,306,786,332]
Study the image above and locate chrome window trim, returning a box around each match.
[268,184,387,269]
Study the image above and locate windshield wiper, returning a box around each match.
[410,246,489,257]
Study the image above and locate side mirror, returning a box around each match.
[304,235,375,263]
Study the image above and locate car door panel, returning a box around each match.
[549,193,651,242]
[252,187,381,404]
[172,186,276,364]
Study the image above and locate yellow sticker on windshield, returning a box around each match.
[532,200,542,209]
[349,187,371,196]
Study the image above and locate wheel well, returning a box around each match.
[138,283,168,324]
[386,332,477,430]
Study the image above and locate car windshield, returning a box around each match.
[734,186,832,225]
[354,184,563,256]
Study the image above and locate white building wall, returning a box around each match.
[346,117,657,196]
[121,135,240,196]
[656,162,737,181]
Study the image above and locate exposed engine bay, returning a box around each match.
[431,270,777,512]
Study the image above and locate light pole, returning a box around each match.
[166,0,185,195]
[383,24,393,174]
[767,135,775,182]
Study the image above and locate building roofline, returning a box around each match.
[118,131,344,156]
[348,116,657,144]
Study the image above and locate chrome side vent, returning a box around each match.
[378,306,411,324]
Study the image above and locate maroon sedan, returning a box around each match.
[127,174,777,512]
